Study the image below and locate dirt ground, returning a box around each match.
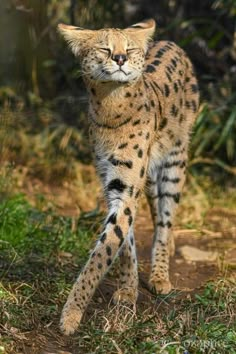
[1,169,235,353]
[16,203,235,354]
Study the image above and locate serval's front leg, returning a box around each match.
[113,228,138,304]
[60,149,148,335]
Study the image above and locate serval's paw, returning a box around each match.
[113,287,138,305]
[149,276,172,295]
[60,302,83,335]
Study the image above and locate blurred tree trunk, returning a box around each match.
[0,0,31,93]
[70,0,76,25]
[0,0,55,100]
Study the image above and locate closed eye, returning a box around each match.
[127,48,139,53]
[99,48,111,55]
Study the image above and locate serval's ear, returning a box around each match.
[124,19,156,52]
[58,23,95,56]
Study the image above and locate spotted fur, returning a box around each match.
[58,19,199,335]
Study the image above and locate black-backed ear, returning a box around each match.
[58,23,95,56]
[124,19,156,52]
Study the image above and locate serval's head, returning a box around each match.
[58,19,155,84]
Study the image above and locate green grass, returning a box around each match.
[0,194,235,353]
[0,194,96,257]
[0,194,99,352]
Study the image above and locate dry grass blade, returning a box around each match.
[190,157,236,175]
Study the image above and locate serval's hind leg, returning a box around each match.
[147,144,187,294]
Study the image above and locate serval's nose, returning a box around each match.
[112,54,127,66]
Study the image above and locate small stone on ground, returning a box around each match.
[179,245,218,262]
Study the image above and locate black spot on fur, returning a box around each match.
[158,101,162,116]
[106,246,112,256]
[144,80,149,89]
[164,84,170,97]
[133,119,141,126]
[173,82,178,92]
[164,160,185,168]
[140,167,145,178]
[128,216,133,226]
[137,105,143,111]
[107,258,112,266]
[114,225,123,238]
[100,232,107,243]
[167,129,175,140]
[109,155,133,169]
[166,65,173,74]
[157,221,172,228]
[114,225,124,244]
[158,192,180,204]
[118,142,128,149]
[166,72,172,82]
[171,104,178,117]
[185,101,191,109]
[175,139,182,147]
[124,207,131,215]
[169,149,181,156]
[107,213,117,224]
[146,64,156,73]
[152,59,161,66]
[159,117,167,130]
[107,179,126,193]
[171,58,177,67]
[90,115,131,129]
[155,48,165,58]
[154,112,158,131]
[162,176,180,183]
[129,186,134,197]
[138,149,143,158]
[153,81,163,93]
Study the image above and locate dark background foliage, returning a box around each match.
[0,0,235,180]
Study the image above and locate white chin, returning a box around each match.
[107,71,133,83]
